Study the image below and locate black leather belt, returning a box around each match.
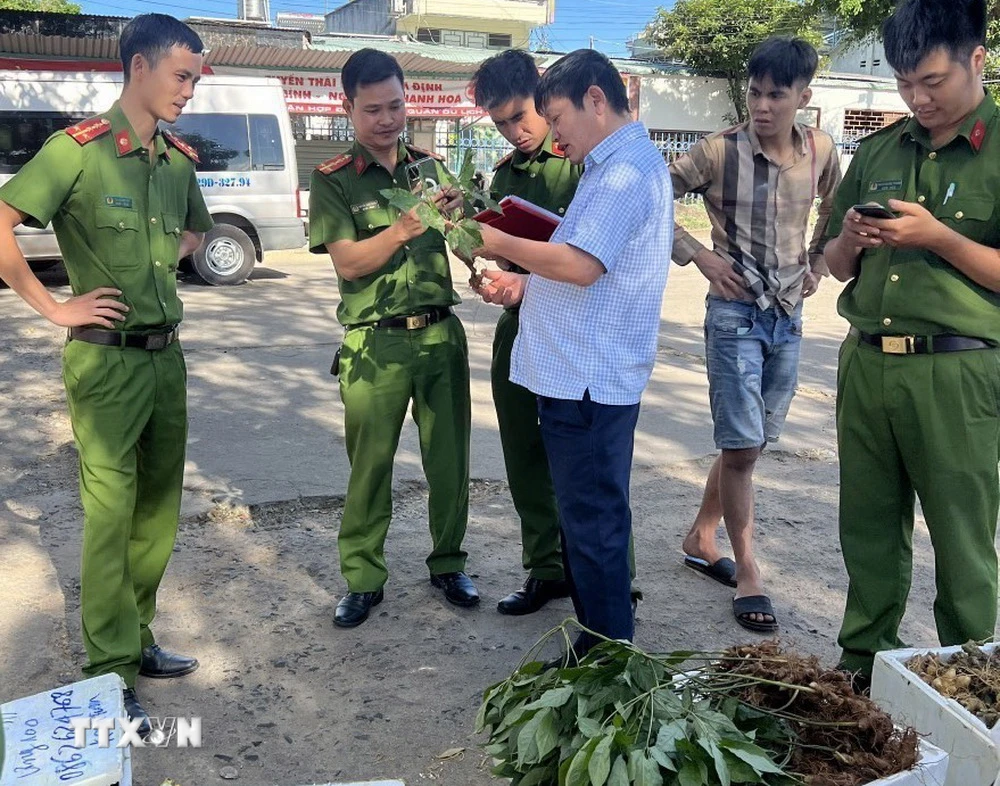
[347,307,452,332]
[850,327,994,354]
[68,326,179,351]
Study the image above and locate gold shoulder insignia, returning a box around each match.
[317,153,354,175]
[163,130,200,163]
[405,143,444,161]
[64,116,113,146]
[493,151,515,171]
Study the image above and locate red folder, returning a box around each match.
[473,195,562,242]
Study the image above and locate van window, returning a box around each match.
[249,114,284,171]
[0,112,84,174]
[168,113,250,172]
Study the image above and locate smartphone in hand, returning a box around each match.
[852,203,898,220]
[406,156,442,194]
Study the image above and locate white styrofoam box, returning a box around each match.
[868,739,948,786]
[872,643,1000,786]
[311,782,405,785]
[1,673,130,786]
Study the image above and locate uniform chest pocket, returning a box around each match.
[162,212,183,237]
[934,196,996,246]
[96,206,141,269]
[353,207,392,238]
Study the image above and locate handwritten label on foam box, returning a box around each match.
[1,674,130,786]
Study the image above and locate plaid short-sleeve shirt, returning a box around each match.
[511,122,674,406]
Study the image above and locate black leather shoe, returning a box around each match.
[497,577,571,615]
[122,688,152,739]
[139,644,199,679]
[430,572,480,607]
[334,589,384,628]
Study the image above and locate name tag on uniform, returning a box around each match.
[868,180,903,193]
[104,195,134,208]
[351,200,380,214]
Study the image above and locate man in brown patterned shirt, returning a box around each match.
[669,37,841,633]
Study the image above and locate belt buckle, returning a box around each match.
[146,333,168,351]
[405,315,427,330]
[881,335,914,354]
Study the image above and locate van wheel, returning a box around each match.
[192,224,256,285]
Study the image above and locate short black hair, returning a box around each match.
[535,49,630,116]
[747,37,818,89]
[342,48,405,102]
[883,0,986,74]
[119,14,204,81]
[472,49,539,109]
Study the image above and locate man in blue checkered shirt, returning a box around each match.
[475,48,673,655]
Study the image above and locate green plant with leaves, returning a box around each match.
[379,149,501,273]
[643,0,823,123]
[0,0,80,10]
[477,621,918,786]
[814,0,1000,103]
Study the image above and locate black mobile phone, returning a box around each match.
[852,203,898,219]
[406,156,441,192]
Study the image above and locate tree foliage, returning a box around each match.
[643,0,822,123]
[816,0,999,46]
[0,0,82,11]
[815,0,1000,102]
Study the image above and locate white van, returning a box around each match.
[0,69,305,285]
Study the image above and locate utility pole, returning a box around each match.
[589,35,594,48]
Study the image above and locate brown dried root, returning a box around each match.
[715,641,920,786]
[907,642,1000,727]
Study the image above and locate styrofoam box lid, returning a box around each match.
[876,644,1000,742]
[1,674,130,786]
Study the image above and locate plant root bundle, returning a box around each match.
[907,641,1000,728]
[716,641,919,786]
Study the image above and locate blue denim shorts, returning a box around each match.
[704,296,803,450]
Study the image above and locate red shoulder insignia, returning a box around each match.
[163,130,200,163]
[551,141,567,157]
[970,119,987,152]
[317,153,353,175]
[64,116,112,146]
[493,151,515,171]
[405,143,444,161]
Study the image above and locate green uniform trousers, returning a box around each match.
[338,315,471,592]
[836,335,1000,676]
[491,308,564,580]
[63,339,187,689]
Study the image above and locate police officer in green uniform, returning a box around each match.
[471,50,581,615]
[824,0,1000,682]
[0,15,213,731]
[309,49,478,628]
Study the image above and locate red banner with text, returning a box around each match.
[213,67,483,118]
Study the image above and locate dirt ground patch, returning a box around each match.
[2,440,949,786]
[0,257,982,786]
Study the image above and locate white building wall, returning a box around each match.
[637,72,909,144]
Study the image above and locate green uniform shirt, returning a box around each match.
[489,132,581,214]
[0,101,213,330]
[308,139,460,327]
[827,93,1000,340]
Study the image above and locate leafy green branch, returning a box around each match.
[379,149,502,273]
[477,620,919,786]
